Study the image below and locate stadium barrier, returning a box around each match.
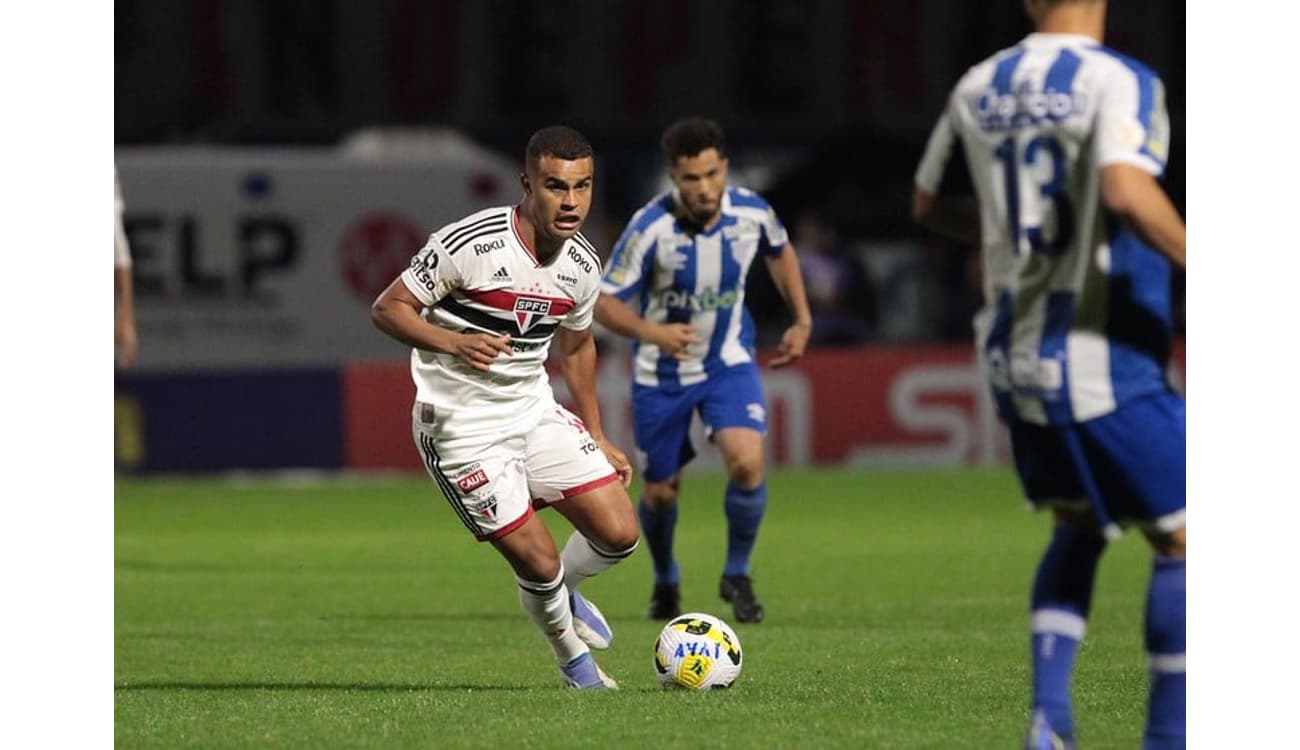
[115,342,1184,474]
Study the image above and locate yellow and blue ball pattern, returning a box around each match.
[653,613,743,689]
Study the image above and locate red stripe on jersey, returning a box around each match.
[477,505,534,542]
[560,473,620,499]
[463,287,576,316]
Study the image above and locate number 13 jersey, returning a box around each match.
[916,32,1175,426]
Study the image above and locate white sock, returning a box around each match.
[516,566,586,663]
[560,531,638,592]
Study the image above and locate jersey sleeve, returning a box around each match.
[600,220,657,302]
[563,281,597,331]
[1096,64,1170,176]
[914,97,961,195]
[399,233,462,306]
[758,201,790,258]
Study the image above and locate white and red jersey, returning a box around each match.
[399,205,603,441]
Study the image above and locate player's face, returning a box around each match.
[669,148,728,226]
[522,154,594,243]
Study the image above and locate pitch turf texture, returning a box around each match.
[116,469,1152,748]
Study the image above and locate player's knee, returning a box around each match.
[726,457,764,490]
[516,555,561,584]
[1146,525,1186,559]
[643,480,679,508]
[597,526,641,557]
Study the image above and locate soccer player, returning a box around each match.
[595,117,813,624]
[370,126,640,689]
[912,1,1185,747]
[115,168,138,369]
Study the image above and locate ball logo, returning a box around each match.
[514,296,552,333]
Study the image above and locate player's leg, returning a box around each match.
[491,517,616,689]
[525,406,640,649]
[1083,393,1186,749]
[1061,391,1186,748]
[641,474,684,619]
[1028,507,1107,748]
[1141,525,1185,750]
[1006,418,1102,747]
[702,364,770,623]
[411,415,610,689]
[631,382,699,619]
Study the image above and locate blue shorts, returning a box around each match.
[632,364,767,482]
[1007,391,1186,533]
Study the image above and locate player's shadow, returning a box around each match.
[114,681,531,692]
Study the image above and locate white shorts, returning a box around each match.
[412,401,619,541]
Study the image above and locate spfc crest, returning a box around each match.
[513,296,552,333]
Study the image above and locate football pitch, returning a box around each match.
[115,468,1152,748]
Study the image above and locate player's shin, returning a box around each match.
[638,499,680,584]
[1142,556,1186,749]
[516,567,586,663]
[560,531,638,591]
[723,480,767,577]
[1029,523,1107,738]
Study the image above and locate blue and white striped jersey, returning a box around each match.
[915,32,1175,425]
[601,186,789,388]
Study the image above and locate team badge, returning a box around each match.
[513,296,552,333]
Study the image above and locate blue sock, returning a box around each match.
[722,481,767,578]
[1029,524,1107,738]
[637,499,679,585]
[1143,556,1186,750]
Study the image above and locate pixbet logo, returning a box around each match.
[661,287,738,312]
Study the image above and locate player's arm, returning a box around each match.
[370,241,514,372]
[555,325,632,485]
[594,293,699,360]
[115,173,139,369]
[1096,67,1184,268]
[911,191,981,246]
[911,101,981,246]
[1100,164,1185,269]
[370,279,513,371]
[762,243,813,368]
[114,264,138,369]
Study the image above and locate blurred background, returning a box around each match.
[114,0,1185,475]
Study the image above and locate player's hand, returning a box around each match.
[454,332,513,371]
[647,323,699,360]
[597,437,634,487]
[768,322,811,368]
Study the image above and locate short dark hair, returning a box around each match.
[661,117,726,163]
[525,125,593,169]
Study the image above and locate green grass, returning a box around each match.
[115,469,1152,748]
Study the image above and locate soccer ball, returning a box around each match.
[652,612,743,689]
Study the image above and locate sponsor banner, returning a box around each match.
[116,142,519,370]
[341,342,1187,472]
[341,362,418,470]
[115,369,343,472]
[114,343,1185,473]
